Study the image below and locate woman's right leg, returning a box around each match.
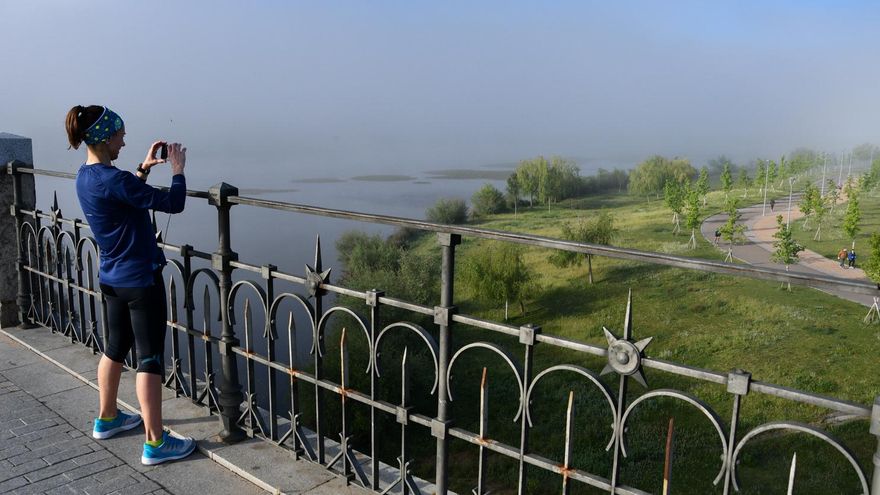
[100,285,135,419]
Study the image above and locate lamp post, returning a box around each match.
[787,176,795,228]
[761,160,770,216]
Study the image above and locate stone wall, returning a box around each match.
[0,133,36,328]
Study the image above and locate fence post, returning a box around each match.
[871,396,880,494]
[1,133,36,329]
[433,232,460,495]
[517,323,540,494]
[209,182,246,443]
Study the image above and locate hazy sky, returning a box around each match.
[2,1,879,185]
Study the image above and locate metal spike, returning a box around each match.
[52,191,59,212]
[602,327,617,346]
[287,312,296,359]
[400,346,409,407]
[63,249,72,277]
[623,289,633,340]
[340,328,348,389]
[243,299,252,341]
[632,369,648,388]
[85,251,94,289]
[203,285,212,334]
[314,234,322,271]
[634,337,653,353]
[563,390,575,469]
[663,417,674,495]
[479,367,488,439]
[169,277,178,323]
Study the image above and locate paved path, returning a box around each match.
[701,196,875,307]
[0,328,372,495]
[0,332,264,495]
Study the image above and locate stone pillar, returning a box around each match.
[0,133,36,328]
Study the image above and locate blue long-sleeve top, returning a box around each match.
[75,163,186,287]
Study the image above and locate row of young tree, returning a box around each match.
[360,146,878,322]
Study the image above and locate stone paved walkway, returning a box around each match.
[701,196,876,307]
[0,332,265,495]
[0,328,373,495]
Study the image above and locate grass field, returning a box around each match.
[790,189,880,263]
[345,188,880,494]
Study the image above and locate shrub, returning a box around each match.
[426,198,468,224]
[471,184,506,218]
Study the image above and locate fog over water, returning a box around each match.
[4,1,880,269]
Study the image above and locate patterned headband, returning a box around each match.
[83,107,124,145]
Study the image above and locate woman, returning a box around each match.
[66,105,195,465]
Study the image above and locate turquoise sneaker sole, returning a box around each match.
[141,434,197,465]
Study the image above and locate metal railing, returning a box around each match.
[5,160,880,494]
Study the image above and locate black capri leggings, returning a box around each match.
[100,269,167,375]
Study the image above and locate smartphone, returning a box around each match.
[160,143,168,160]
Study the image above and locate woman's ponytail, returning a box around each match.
[65,105,103,150]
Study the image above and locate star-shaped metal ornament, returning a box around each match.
[600,289,653,387]
[50,192,63,226]
[304,264,331,298]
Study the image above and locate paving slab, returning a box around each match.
[1,361,86,399]
[1,324,374,494]
[0,330,265,495]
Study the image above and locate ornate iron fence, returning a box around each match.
[5,160,880,494]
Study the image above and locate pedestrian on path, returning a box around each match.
[849,249,857,269]
[770,199,775,211]
[714,229,721,246]
[66,105,196,466]
[838,248,848,268]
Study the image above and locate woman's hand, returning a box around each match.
[142,141,167,170]
[167,142,186,176]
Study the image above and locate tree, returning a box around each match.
[548,211,615,285]
[811,188,829,241]
[777,155,788,188]
[696,167,710,205]
[471,184,505,218]
[426,198,468,224]
[737,168,750,198]
[842,192,861,249]
[514,155,580,209]
[708,155,734,175]
[798,183,817,229]
[627,156,696,198]
[516,156,547,206]
[788,148,820,174]
[719,197,746,262]
[720,162,733,199]
[543,156,580,209]
[506,174,520,216]
[862,233,880,322]
[336,231,439,312]
[826,179,840,213]
[767,160,778,192]
[684,181,701,249]
[852,143,880,162]
[663,179,685,234]
[755,160,767,195]
[460,243,533,320]
[770,215,804,290]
